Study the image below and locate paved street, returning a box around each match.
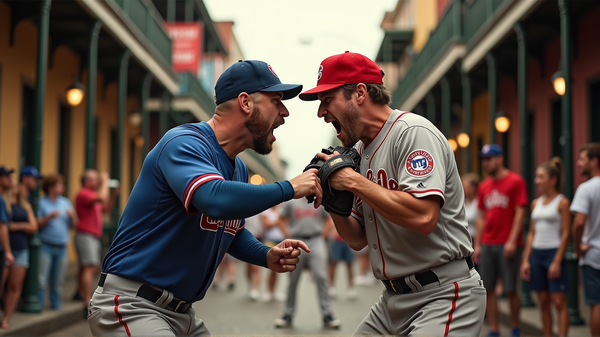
[44,260,513,336]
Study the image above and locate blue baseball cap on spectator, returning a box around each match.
[0,166,14,176]
[214,60,302,105]
[478,144,504,157]
[20,166,43,179]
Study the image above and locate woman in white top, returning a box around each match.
[521,157,571,337]
[461,173,480,243]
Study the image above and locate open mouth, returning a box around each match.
[332,121,342,136]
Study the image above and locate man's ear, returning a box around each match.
[238,92,252,114]
[356,83,367,104]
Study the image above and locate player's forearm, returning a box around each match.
[228,228,270,268]
[329,214,366,250]
[347,175,439,235]
[192,180,294,220]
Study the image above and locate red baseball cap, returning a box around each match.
[299,51,384,101]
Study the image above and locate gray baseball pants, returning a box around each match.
[283,236,332,317]
[87,273,210,336]
[354,260,486,336]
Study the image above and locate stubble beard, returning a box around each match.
[245,105,273,155]
[341,101,361,148]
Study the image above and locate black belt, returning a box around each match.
[382,257,474,294]
[98,273,192,313]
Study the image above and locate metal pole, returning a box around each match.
[141,73,153,161]
[116,50,131,189]
[487,53,497,144]
[159,91,169,137]
[21,0,52,313]
[559,0,584,325]
[85,21,102,169]
[167,0,176,22]
[462,72,472,172]
[425,92,436,124]
[515,23,535,308]
[440,77,451,138]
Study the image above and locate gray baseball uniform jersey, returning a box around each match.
[350,110,473,280]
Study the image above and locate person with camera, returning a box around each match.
[75,170,118,314]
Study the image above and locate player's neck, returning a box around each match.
[589,168,600,178]
[361,105,394,148]
[207,117,247,159]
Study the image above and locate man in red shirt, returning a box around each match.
[474,144,528,337]
[75,170,118,311]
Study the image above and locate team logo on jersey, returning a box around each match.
[405,149,434,177]
[317,65,324,81]
[268,64,279,78]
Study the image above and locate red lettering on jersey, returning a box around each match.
[200,215,240,236]
[366,169,376,183]
[377,170,388,189]
[355,195,363,208]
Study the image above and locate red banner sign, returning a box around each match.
[164,22,203,75]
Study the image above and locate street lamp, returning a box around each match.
[129,111,142,128]
[552,63,565,96]
[457,129,470,148]
[495,111,511,133]
[65,79,85,107]
[448,138,458,151]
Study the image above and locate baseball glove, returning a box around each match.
[303,146,361,217]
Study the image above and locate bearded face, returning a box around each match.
[245,104,276,155]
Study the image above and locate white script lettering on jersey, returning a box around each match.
[200,214,242,235]
[366,168,399,190]
[484,189,509,209]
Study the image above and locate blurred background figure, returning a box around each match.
[462,173,480,246]
[37,174,78,310]
[213,254,236,292]
[273,199,340,329]
[243,213,263,301]
[0,167,15,287]
[1,177,37,328]
[328,225,356,300]
[571,143,600,337]
[261,205,288,302]
[521,157,570,337]
[75,170,118,314]
[354,247,374,286]
[18,166,43,201]
[475,144,528,337]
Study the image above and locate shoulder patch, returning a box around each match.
[405,149,435,177]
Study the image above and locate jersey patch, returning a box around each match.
[405,149,435,177]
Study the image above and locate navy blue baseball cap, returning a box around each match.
[478,144,504,157]
[0,166,14,176]
[214,60,302,105]
[20,166,43,179]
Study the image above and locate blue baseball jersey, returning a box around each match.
[102,122,278,302]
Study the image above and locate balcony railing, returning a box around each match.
[178,72,216,115]
[112,0,172,65]
[463,0,512,45]
[392,0,462,107]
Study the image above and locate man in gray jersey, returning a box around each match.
[273,198,341,329]
[299,51,486,336]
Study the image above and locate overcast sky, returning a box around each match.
[204,0,397,179]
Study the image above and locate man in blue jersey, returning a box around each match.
[88,60,323,336]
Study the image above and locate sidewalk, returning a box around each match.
[0,263,89,336]
[497,288,591,336]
